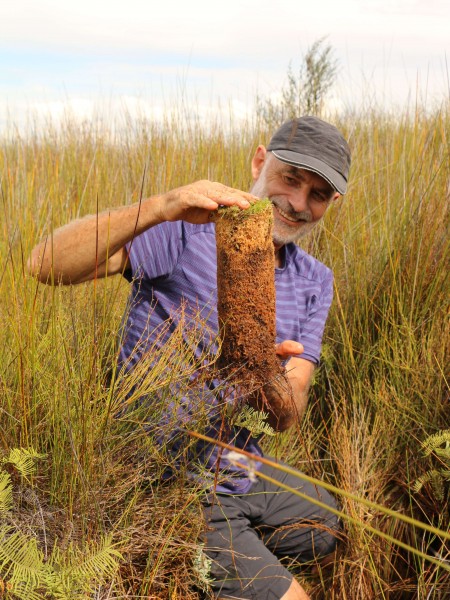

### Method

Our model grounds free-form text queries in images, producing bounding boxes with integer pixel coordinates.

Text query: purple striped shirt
[121,220,333,493]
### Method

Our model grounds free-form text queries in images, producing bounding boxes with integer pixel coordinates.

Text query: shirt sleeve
[299,268,334,364]
[125,220,184,281]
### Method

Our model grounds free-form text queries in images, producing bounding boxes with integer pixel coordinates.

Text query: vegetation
[0,92,449,598]
[257,37,338,124]
[0,448,121,599]
[216,196,272,218]
[413,430,450,505]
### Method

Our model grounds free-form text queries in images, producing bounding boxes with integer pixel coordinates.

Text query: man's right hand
[156,180,257,224]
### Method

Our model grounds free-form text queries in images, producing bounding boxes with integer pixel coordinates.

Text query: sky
[1,0,449,132]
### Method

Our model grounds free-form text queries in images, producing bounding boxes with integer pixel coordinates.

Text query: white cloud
[0,92,257,136]
[2,0,448,55]
[0,0,448,132]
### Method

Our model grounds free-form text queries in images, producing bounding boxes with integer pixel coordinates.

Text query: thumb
[275,340,304,359]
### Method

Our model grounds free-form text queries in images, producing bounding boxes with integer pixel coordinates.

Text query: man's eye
[313,191,328,202]
[283,176,298,186]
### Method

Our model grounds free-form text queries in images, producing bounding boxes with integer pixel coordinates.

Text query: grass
[0,99,449,598]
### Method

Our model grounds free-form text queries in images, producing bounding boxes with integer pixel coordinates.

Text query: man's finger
[275,340,304,358]
[207,186,258,205]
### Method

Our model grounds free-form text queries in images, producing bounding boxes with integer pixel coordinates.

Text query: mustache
[270,197,312,223]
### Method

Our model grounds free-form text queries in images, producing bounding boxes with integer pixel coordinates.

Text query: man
[29,116,351,600]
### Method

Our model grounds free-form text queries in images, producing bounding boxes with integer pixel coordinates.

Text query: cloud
[2,0,448,57]
[0,91,257,136]
[0,0,448,132]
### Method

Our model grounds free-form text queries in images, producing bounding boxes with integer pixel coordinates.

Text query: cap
[267,116,351,194]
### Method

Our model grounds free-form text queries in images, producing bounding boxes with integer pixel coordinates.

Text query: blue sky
[1,0,448,131]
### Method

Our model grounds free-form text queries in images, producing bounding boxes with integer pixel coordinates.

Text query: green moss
[217,198,272,220]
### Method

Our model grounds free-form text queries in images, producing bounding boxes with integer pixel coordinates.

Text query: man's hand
[156,180,257,224]
[275,340,304,360]
[28,180,257,285]
[275,340,315,422]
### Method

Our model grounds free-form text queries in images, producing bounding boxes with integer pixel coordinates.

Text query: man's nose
[290,188,309,212]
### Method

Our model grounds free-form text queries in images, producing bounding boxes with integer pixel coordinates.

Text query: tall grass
[0,100,449,598]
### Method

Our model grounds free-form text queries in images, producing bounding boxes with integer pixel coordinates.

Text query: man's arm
[284,356,315,420]
[273,341,315,430]
[27,181,256,284]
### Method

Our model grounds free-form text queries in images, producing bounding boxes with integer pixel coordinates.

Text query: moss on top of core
[217,198,272,220]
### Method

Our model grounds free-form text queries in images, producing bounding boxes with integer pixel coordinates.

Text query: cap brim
[271,150,347,194]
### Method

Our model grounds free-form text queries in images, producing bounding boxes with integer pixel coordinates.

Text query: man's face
[250,150,339,248]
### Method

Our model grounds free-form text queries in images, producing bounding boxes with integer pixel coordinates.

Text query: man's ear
[251,145,267,181]
[332,192,341,203]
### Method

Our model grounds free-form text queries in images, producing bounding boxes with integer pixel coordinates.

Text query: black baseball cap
[267,116,351,194]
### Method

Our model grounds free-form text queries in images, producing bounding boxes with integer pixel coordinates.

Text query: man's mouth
[273,204,303,224]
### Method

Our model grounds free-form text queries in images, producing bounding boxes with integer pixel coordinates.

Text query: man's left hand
[275,340,304,360]
[275,340,314,422]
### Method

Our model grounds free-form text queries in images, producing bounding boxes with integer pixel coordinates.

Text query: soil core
[215,199,293,429]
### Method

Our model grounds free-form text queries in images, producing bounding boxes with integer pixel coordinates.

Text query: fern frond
[1,448,45,479]
[434,447,450,465]
[0,526,48,596]
[421,430,450,457]
[49,534,122,598]
[0,472,13,514]
[192,544,214,592]
[413,430,450,505]
[438,469,450,481]
[233,406,275,437]
[3,581,45,600]
[67,534,122,580]
[413,469,447,501]
[413,469,436,492]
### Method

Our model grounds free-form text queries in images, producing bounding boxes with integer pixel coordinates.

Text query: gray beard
[250,178,315,246]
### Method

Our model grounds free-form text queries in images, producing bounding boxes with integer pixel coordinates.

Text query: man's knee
[300,511,339,578]
[280,577,311,600]
[312,517,339,558]
[305,490,341,560]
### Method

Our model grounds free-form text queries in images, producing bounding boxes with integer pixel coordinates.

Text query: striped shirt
[120,220,333,493]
